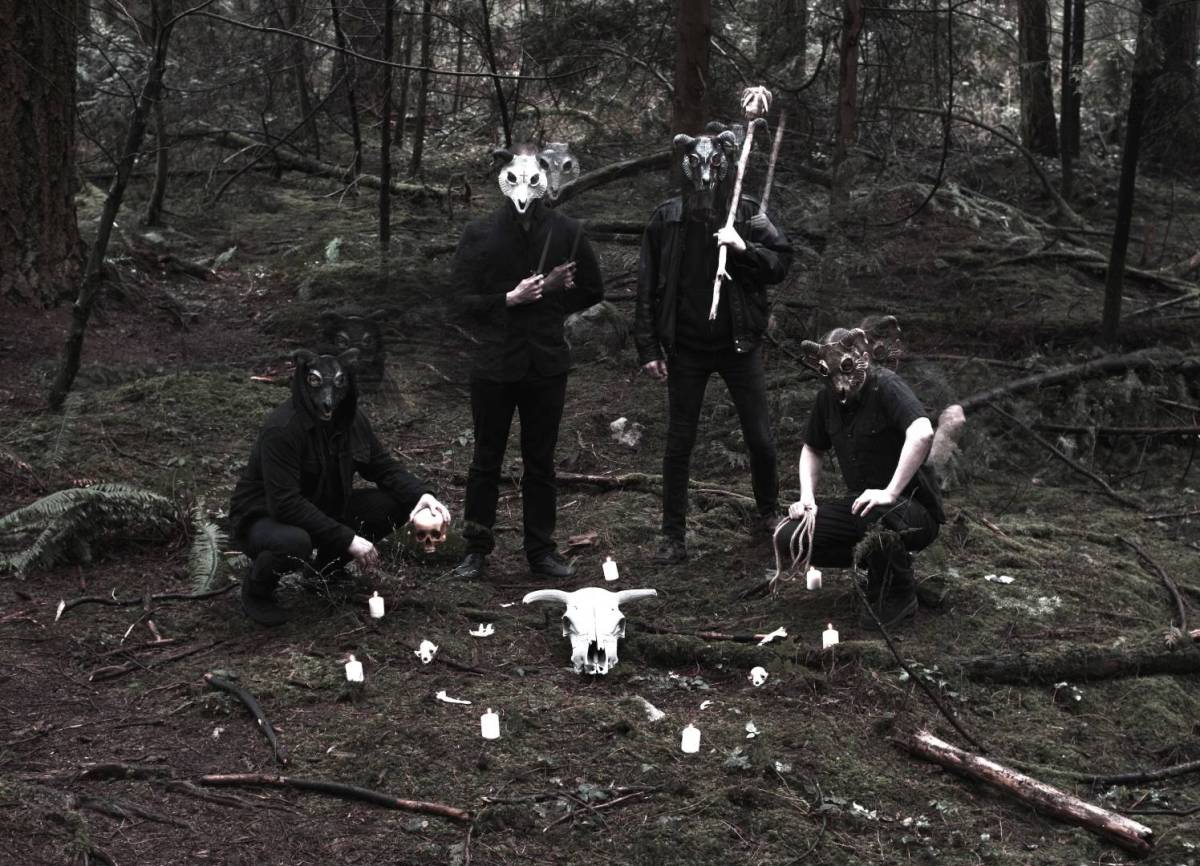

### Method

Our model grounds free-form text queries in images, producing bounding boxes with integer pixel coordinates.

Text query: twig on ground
[57,582,236,620]
[1116,536,1189,633]
[204,673,287,765]
[88,641,220,682]
[77,794,190,828]
[541,787,654,833]
[1144,507,1200,521]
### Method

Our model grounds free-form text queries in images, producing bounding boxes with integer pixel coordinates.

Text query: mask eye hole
[360,334,373,346]
[334,373,346,388]
[530,174,541,186]
[307,372,322,387]
[562,160,572,170]
[817,361,829,377]
[506,172,517,184]
[335,332,350,348]
[840,357,855,374]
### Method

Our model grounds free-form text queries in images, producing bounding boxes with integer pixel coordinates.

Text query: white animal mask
[539,142,580,201]
[523,586,658,675]
[494,148,549,215]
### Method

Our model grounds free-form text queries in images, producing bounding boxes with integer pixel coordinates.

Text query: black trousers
[774,495,939,587]
[462,373,567,561]
[241,488,412,589]
[662,344,778,539]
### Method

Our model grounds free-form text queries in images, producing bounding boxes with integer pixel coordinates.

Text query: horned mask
[293,349,359,422]
[800,328,873,405]
[539,142,579,201]
[858,315,903,371]
[673,131,736,210]
[523,586,658,675]
[494,147,548,215]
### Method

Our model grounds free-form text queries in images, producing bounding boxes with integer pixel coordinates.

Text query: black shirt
[674,216,733,351]
[803,369,945,522]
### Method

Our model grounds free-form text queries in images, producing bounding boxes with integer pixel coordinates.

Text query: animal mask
[799,329,872,405]
[673,131,737,209]
[293,349,359,421]
[494,147,548,215]
[318,312,387,391]
[539,142,579,201]
[858,315,903,370]
[522,586,658,675]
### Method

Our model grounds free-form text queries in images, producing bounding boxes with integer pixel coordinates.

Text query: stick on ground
[204,673,288,766]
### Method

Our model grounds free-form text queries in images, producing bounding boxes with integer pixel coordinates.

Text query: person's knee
[274,527,313,563]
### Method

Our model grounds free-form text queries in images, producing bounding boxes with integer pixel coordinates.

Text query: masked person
[229,349,451,626]
[634,130,793,564]
[450,144,604,581]
[775,328,946,628]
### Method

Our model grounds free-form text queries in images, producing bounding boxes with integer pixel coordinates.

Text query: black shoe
[759,512,787,537]
[453,553,487,580]
[529,551,574,580]
[859,587,918,630]
[241,579,289,627]
[653,536,688,565]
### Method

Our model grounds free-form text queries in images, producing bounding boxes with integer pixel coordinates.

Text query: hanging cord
[767,450,817,594]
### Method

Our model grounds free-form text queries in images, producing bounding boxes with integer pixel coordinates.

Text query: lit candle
[822,623,839,649]
[806,568,822,591]
[481,708,500,740]
[345,654,364,682]
[602,557,619,582]
[368,592,385,619]
[680,723,701,754]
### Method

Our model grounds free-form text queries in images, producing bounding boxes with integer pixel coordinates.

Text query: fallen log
[1117,536,1189,633]
[550,151,672,208]
[204,673,287,766]
[196,773,472,823]
[56,582,236,620]
[898,730,1153,855]
[957,636,1200,685]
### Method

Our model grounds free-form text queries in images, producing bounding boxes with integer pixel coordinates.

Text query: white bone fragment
[414,639,439,664]
[699,699,713,710]
[435,690,472,705]
[55,599,65,622]
[984,574,1015,584]
[745,722,759,739]
[634,696,665,722]
[469,623,494,637]
[749,666,769,687]
[758,627,787,645]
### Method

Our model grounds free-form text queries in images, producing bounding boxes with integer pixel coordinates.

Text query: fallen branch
[196,773,472,823]
[204,673,287,766]
[1085,759,1200,787]
[56,582,236,620]
[1116,536,1188,633]
[549,152,671,208]
[987,405,1145,510]
[1144,507,1200,521]
[1032,422,1200,438]
[957,635,1200,684]
[541,787,655,833]
[77,794,189,828]
[632,621,790,644]
[898,730,1153,855]
[88,641,220,682]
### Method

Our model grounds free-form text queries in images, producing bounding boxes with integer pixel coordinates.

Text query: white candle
[345,654,364,682]
[822,623,839,649]
[481,708,500,740]
[368,592,385,619]
[602,556,619,582]
[680,723,701,753]
[806,568,822,591]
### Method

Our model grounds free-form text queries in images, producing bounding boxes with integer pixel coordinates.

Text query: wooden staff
[760,111,787,214]
[709,86,772,320]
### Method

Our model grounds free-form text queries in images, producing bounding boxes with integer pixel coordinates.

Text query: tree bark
[395,7,414,152]
[1067,0,1084,157]
[379,0,395,255]
[408,0,434,177]
[1102,0,1162,346]
[477,0,511,146]
[0,0,84,305]
[329,0,363,176]
[958,636,1200,685]
[831,0,865,210]
[48,0,173,411]
[671,0,711,134]
[1059,0,1076,200]
[277,0,320,158]
[143,93,169,226]
[899,731,1154,855]
[1143,0,1199,161]
[1017,0,1059,156]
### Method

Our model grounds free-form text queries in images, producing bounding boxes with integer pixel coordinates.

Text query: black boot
[858,536,916,630]
[453,553,487,580]
[241,553,290,627]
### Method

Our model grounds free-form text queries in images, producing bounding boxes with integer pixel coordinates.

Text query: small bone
[435,690,472,705]
[414,640,439,664]
[757,627,787,645]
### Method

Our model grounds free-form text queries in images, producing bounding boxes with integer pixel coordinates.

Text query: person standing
[451,145,604,580]
[634,130,793,564]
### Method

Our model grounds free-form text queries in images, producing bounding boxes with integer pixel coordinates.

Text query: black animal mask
[858,315,902,371]
[673,131,737,210]
[318,312,387,391]
[292,349,360,422]
[800,328,872,405]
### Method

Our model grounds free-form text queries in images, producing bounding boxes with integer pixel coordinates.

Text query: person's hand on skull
[542,261,576,293]
[409,494,451,526]
[714,225,747,254]
[506,274,544,306]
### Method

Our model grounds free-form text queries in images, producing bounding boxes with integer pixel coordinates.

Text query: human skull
[494,146,548,214]
[523,586,658,675]
[749,666,769,687]
[411,507,446,554]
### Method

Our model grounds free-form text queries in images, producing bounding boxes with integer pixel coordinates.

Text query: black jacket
[228,367,430,552]
[634,196,792,363]
[451,201,604,381]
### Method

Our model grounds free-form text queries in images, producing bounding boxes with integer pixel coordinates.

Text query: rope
[768,507,815,595]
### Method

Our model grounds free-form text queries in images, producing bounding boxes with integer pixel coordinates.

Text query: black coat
[451,201,604,381]
[634,196,792,363]
[228,368,429,552]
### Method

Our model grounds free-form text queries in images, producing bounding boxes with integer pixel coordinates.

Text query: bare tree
[379,0,395,254]
[409,0,434,175]
[831,0,865,210]
[672,0,711,134]
[0,0,84,306]
[1018,0,1058,156]
[1143,0,1199,162]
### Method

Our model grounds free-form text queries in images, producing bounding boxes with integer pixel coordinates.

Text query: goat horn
[522,589,572,605]
[614,589,658,604]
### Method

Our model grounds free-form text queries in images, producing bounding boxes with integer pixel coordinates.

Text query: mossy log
[956,637,1200,685]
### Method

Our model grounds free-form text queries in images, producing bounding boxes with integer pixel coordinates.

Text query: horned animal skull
[522,586,658,675]
[493,146,548,214]
[411,507,446,554]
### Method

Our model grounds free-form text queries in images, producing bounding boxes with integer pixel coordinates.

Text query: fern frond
[188,500,227,593]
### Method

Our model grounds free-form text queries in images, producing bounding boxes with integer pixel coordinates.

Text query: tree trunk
[379,0,395,255]
[671,0,711,134]
[1059,0,1076,200]
[831,0,865,211]
[0,0,84,306]
[1017,0,1059,156]
[144,93,169,226]
[452,20,465,113]
[395,8,414,152]
[329,0,363,177]
[409,0,434,177]
[1102,0,1162,346]
[48,0,173,411]
[477,0,511,146]
[1143,0,1199,162]
[1067,0,1084,157]
[275,0,320,158]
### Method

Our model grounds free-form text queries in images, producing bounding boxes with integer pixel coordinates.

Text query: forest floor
[2,148,1200,866]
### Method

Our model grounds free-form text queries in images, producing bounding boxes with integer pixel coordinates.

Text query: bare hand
[409,493,451,526]
[642,359,668,381]
[714,226,747,254]
[787,497,816,521]
[347,535,380,570]
[506,274,544,306]
[851,488,898,517]
[543,261,576,293]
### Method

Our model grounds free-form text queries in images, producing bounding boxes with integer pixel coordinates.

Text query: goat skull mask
[800,328,873,406]
[494,148,549,215]
[673,131,736,212]
[523,586,658,675]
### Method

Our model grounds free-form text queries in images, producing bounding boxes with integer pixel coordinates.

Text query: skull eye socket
[530,173,541,186]
[817,361,830,377]
[562,160,573,171]
[506,172,517,184]
[307,371,323,388]
[840,357,855,374]
[562,615,578,635]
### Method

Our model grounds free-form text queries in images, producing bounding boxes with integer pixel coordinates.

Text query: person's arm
[260,429,355,552]
[721,208,793,285]
[634,213,666,377]
[851,417,934,516]
[357,419,433,509]
[561,227,604,315]
[788,443,824,519]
